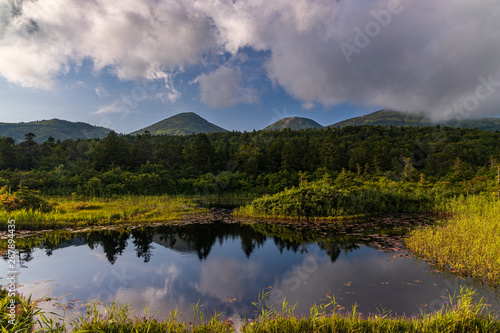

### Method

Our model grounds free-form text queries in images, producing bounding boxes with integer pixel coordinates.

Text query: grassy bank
[1,287,498,332]
[406,195,500,286]
[235,177,443,221]
[0,195,205,231]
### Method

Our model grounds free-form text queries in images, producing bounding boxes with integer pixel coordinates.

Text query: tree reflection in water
[4,219,405,265]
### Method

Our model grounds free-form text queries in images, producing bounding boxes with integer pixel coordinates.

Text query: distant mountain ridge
[264,117,323,131]
[0,119,111,143]
[329,110,500,131]
[130,112,227,136]
[3,110,500,144]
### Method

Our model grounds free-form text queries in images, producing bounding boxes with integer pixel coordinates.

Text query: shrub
[0,186,54,212]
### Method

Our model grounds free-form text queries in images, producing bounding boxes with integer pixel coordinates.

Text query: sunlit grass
[0,195,206,230]
[407,195,500,286]
[243,288,498,333]
[1,287,498,332]
[235,181,442,220]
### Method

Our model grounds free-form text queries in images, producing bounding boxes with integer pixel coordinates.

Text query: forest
[0,125,499,198]
[2,126,500,332]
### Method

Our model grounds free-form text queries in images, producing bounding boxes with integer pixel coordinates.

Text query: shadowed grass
[407,195,500,286]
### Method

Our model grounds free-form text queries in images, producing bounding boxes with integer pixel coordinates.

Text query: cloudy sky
[1,0,499,133]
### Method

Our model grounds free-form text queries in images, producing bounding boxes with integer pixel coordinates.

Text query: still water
[1,215,499,322]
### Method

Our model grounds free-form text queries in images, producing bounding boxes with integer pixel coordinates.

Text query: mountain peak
[328,109,500,131]
[264,117,323,131]
[0,119,111,143]
[130,112,227,136]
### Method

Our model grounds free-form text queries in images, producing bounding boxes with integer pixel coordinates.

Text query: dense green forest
[0,125,499,197]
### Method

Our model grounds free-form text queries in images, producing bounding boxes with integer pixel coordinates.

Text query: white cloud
[1,0,500,119]
[93,101,133,116]
[95,85,109,98]
[195,257,261,302]
[196,65,258,108]
[301,102,315,110]
[0,0,216,88]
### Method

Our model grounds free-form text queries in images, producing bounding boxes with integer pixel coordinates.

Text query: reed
[0,196,206,231]
[2,287,497,333]
[235,180,443,220]
[407,195,500,286]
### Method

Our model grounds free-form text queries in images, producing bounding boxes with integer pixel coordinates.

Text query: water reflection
[8,222,364,265]
[1,217,499,321]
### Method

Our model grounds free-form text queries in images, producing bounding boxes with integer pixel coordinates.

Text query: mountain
[328,110,500,131]
[264,117,323,131]
[0,119,112,143]
[130,112,227,136]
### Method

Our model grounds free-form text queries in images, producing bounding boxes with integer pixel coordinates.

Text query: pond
[1,213,499,324]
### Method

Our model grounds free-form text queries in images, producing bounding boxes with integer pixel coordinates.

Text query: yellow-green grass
[0,288,41,333]
[2,287,498,333]
[407,195,500,286]
[233,181,442,221]
[242,289,498,333]
[0,196,206,231]
[234,206,365,223]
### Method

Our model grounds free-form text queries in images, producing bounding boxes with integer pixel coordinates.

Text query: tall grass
[0,287,62,333]
[0,196,206,230]
[407,195,500,286]
[2,287,498,332]
[235,180,443,220]
[242,288,498,332]
[70,301,234,333]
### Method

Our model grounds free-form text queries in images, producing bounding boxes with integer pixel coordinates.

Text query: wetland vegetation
[1,284,499,332]
[407,195,500,287]
[1,125,500,331]
[0,189,204,231]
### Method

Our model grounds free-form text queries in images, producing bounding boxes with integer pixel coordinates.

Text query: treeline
[0,125,499,196]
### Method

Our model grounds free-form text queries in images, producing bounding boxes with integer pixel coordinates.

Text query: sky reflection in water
[1,220,499,322]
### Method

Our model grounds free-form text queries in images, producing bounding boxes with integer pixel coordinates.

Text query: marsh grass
[0,287,62,333]
[242,287,499,333]
[235,181,443,221]
[407,195,500,286]
[69,302,234,333]
[0,196,205,230]
[2,287,498,333]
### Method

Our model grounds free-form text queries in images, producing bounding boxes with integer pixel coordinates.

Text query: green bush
[238,176,438,219]
[0,186,53,212]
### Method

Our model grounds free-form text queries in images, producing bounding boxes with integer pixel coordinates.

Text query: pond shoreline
[2,213,499,332]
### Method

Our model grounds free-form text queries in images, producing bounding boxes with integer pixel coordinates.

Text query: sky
[0,0,500,134]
